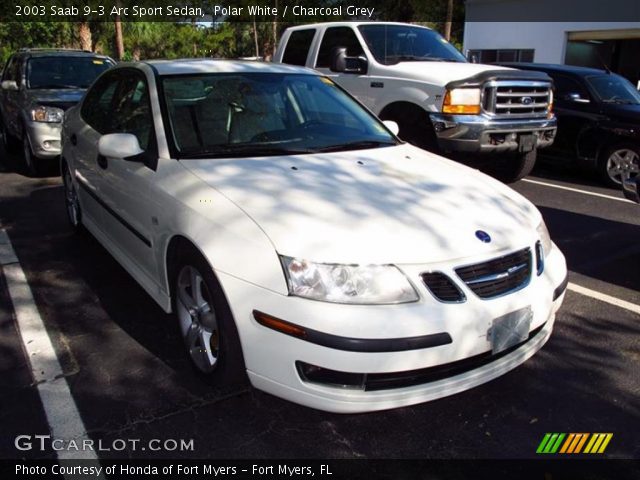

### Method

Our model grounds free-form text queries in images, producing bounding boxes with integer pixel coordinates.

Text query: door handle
[70,133,77,146]
[97,154,108,170]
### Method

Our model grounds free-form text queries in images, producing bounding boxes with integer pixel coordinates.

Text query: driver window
[316,27,364,69]
[112,75,152,150]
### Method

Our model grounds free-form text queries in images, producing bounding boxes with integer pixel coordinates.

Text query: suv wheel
[22,134,38,175]
[62,161,82,232]
[598,143,639,188]
[1,120,18,153]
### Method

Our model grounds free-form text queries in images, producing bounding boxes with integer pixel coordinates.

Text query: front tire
[22,134,38,175]
[62,161,82,232]
[380,104,438,152]
[172,249,246,386]
[484,149,537,184]
[598,143,639,188]
[1,118,18,154]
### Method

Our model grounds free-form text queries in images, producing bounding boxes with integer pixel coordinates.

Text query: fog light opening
[296,361,366,390]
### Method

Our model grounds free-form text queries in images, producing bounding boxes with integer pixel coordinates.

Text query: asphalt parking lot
[0,149,639,463]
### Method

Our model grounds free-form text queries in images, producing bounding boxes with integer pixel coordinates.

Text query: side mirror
[383,120,399,136]
[98,133,144,160]
[330,47,368,74]
[1,80,18,91]
[563,92,590,103]
[622,176,640,203]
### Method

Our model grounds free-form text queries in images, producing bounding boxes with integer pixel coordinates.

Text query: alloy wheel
[63,165,80,227]
[175,265,219,373]
[606,148,639,185]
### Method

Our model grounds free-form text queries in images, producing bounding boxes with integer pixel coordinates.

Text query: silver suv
[0,48,114,174]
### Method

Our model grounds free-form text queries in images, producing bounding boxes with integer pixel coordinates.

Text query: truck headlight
[442,88,481,114]
[30,106,64,123]
[280,256,419,304]
[536,220,552,257]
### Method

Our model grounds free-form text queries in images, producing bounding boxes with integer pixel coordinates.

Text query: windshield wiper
[178,144,314,159]
[29,84,80,90]
[603,99,638,105]
[315,140,396,153]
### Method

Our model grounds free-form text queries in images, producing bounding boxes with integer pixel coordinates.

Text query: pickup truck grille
[483,82,551,118]
[455,248,531,299]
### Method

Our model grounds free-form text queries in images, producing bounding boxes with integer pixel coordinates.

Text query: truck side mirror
[1,80,18,91]
[331,47,368,74]
[563,92,590,103]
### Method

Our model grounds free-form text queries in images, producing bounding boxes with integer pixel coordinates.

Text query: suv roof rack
[18,48,93,53]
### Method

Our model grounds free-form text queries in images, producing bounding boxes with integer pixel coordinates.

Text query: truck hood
[380,61,514,86]
[181,144,540,265]
[26,88,85,107]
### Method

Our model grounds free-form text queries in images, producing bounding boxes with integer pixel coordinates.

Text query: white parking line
[0,229,100,464]
[568,282,640,316]
[522,178,634,204]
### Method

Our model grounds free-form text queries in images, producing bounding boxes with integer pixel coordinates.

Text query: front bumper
[431,113,557,154]
[220,243,568,413]
[24,121,62,159]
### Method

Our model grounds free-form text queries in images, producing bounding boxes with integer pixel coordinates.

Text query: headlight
[30,106,64,123]
[536,220,552,257]
[442,88,481,114]
[280,256,419,304]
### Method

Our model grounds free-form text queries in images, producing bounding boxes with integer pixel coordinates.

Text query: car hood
[181,144,540,265]
[600,102,640,124]
[379,61,513,85]
[26,88,85,106]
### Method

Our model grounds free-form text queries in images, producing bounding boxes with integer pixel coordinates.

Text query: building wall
[463,22,640,64]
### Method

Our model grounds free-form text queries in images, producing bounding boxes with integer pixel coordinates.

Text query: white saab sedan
[61,60,567,413]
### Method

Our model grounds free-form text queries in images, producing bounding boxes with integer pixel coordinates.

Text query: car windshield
[27,56,114,89]
[586,74,640,105]
[358,24,467,65]
[162,73,398,158]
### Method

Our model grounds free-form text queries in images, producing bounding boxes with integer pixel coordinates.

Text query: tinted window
[282,29,315,66]
[81,73,120,133]
[552,74,589,100]
[2,56,21,85]
[27,56,114,89]
[586,74,640,105]
[316,27,364,68]
[111,76,153,149]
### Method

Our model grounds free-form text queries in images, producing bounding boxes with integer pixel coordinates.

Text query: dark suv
[501,63,640,187]
[0,48,114,174]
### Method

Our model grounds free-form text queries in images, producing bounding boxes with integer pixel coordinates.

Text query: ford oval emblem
[521,96,533,105]
[475,230,491,243]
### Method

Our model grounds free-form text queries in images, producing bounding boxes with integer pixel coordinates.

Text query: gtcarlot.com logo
[536,433,613,454]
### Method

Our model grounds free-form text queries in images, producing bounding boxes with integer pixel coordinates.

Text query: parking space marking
[568,282,640,316]
[0,229,101,464]
[522,179,633,204]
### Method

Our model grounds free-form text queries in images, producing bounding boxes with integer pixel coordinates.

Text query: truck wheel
[485,149,537,184]
[22,134,39,176]
[1,119,18,153]
[598,143,639,188]
[380,104,438,152]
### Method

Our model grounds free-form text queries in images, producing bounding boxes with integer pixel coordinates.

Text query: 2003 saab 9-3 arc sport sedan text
[61,60,568,413]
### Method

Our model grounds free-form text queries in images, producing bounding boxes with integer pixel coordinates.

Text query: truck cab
[273,22,557,182]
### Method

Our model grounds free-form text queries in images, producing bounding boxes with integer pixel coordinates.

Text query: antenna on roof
[595,51,612,74]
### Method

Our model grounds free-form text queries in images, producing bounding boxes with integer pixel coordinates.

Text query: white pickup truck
[273,22,557,182]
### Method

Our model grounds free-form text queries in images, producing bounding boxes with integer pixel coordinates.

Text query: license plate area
[518,133,536,152]
[488,307,533,354]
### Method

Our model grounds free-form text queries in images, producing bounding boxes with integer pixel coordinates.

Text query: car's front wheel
[62,161,82,232]
[22,134,38,175]
[173,249,246,386]
[1,118,18,153]
[598,143,639,187]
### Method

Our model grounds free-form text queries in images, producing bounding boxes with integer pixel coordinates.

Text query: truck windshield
[162,73,397,158]
[27,56,114,89]
[358,24,467,65]
[586,74,640,105]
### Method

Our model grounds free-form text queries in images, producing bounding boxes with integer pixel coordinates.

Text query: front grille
[455,248,531,299]
[421,272,465,302]
[483,82,551,117]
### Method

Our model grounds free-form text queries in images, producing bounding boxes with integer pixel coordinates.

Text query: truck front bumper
[24,121,62,159]
[431,114,557,154]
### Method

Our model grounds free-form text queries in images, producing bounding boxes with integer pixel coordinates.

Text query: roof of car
[499,62,610,77]
[286,21,432,31]
[18,49,111,59]
[140,58,318,76]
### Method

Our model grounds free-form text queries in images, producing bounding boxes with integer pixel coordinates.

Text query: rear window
[27,56,114,90]
[282,29,316,66]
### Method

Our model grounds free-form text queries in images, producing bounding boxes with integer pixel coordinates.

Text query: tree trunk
[444,0,453,41]
[78,22,92,51]
[272,0,278,58]
[115,15,124,60]
[253,19,259,58]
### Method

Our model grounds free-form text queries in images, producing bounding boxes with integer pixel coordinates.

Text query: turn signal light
[253,310,307,339]
[442,90,481,114]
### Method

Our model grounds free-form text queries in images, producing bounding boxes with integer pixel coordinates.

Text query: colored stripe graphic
[537,433,612,454]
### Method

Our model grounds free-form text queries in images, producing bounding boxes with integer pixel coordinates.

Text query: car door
[70,70,121,228]
[94,70,160,282]
[550,73,600,159]
[313,26,371,107]
[1,56,22,136]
